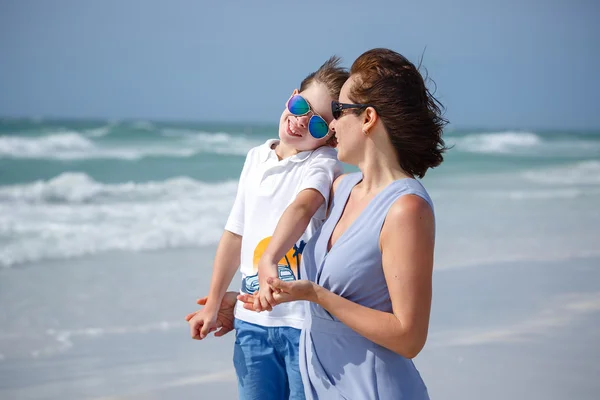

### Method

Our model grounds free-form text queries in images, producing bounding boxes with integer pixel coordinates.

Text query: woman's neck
[357,145,412,193]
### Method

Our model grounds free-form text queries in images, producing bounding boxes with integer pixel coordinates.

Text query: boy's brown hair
[300,56,349,102]
[300,56,349,147]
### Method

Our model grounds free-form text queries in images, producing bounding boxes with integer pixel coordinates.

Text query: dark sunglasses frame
[331,100,375,120]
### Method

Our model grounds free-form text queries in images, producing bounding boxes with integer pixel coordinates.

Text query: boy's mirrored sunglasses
[286,94,330,139]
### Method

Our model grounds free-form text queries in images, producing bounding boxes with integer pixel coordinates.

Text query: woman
[239,48,448,399]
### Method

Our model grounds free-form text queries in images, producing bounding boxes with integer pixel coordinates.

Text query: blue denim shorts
[233,318,305,400]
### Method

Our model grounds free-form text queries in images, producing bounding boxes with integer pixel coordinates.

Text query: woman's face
[329,76,364,164]
[278,82,335,152]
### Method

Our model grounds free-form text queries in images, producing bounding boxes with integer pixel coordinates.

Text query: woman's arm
[314,195,434,357]
[241,194,435,358]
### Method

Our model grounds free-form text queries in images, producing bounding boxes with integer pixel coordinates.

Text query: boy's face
[278,82,335,152]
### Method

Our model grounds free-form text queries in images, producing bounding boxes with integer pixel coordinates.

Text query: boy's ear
[286,89,299,105]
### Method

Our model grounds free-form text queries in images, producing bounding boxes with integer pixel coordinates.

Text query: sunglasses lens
[309,116,329,139]
[331,101,341,120]
[287,95,310,116]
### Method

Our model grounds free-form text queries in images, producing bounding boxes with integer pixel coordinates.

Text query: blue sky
[1,0,599,129]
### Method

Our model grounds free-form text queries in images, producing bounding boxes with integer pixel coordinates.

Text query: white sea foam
[161,128,262,156]
[452,131,542,154]
[0,173,238,266]
[0,132,95,158]
[434,188,591,200]
[522,160,600,185]
[0,132,196,160]
[130,120,155,130]
[83,125,112,137]
[452,131,600,156]
[0,130,260,160]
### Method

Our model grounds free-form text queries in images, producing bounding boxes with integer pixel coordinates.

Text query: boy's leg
[233,319,287,400]
[275,326,306,400]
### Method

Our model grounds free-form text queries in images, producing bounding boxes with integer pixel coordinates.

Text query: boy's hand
[185,292,238,339]
[256,259,279,312]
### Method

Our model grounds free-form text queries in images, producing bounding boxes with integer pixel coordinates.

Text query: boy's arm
[256,147,342,311]
[189,148,251,339]
[208,145,251,306]
[256,188,325,311]
[261,188,325,266]
[205,230,242,307]
[190,230,242,339]
[263,149,343,259]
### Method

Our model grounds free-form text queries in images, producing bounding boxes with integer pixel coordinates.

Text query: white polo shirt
[225,139,342,329]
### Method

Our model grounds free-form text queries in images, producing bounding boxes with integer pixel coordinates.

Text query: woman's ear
[362,107,378,135]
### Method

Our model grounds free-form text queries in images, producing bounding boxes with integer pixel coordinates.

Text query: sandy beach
[1,248,599,399]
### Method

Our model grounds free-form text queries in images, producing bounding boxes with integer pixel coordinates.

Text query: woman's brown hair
[349,48,448,178]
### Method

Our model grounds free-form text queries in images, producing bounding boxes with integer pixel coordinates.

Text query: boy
[187,57,348,399]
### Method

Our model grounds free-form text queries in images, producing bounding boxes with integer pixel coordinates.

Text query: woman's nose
[329,118,337,131]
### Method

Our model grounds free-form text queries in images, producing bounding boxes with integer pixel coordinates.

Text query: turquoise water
[1,117,599,267]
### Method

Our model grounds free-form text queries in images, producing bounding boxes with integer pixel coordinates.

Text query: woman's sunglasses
[331,100,374,120]
[286,94,330,139]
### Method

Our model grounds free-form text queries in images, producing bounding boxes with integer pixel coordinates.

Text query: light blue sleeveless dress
[299,172,432,400]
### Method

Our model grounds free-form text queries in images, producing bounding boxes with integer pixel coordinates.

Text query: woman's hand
[238,277,319,311]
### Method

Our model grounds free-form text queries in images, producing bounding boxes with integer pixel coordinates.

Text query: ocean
[1,118,599,399]
[1,118,599,268]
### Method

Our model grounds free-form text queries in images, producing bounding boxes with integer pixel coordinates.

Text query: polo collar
[259,139,313,163]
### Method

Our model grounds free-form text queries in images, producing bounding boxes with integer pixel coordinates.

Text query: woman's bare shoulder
[331,173,349,195]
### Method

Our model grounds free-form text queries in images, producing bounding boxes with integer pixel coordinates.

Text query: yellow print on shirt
[241,236,306,294]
